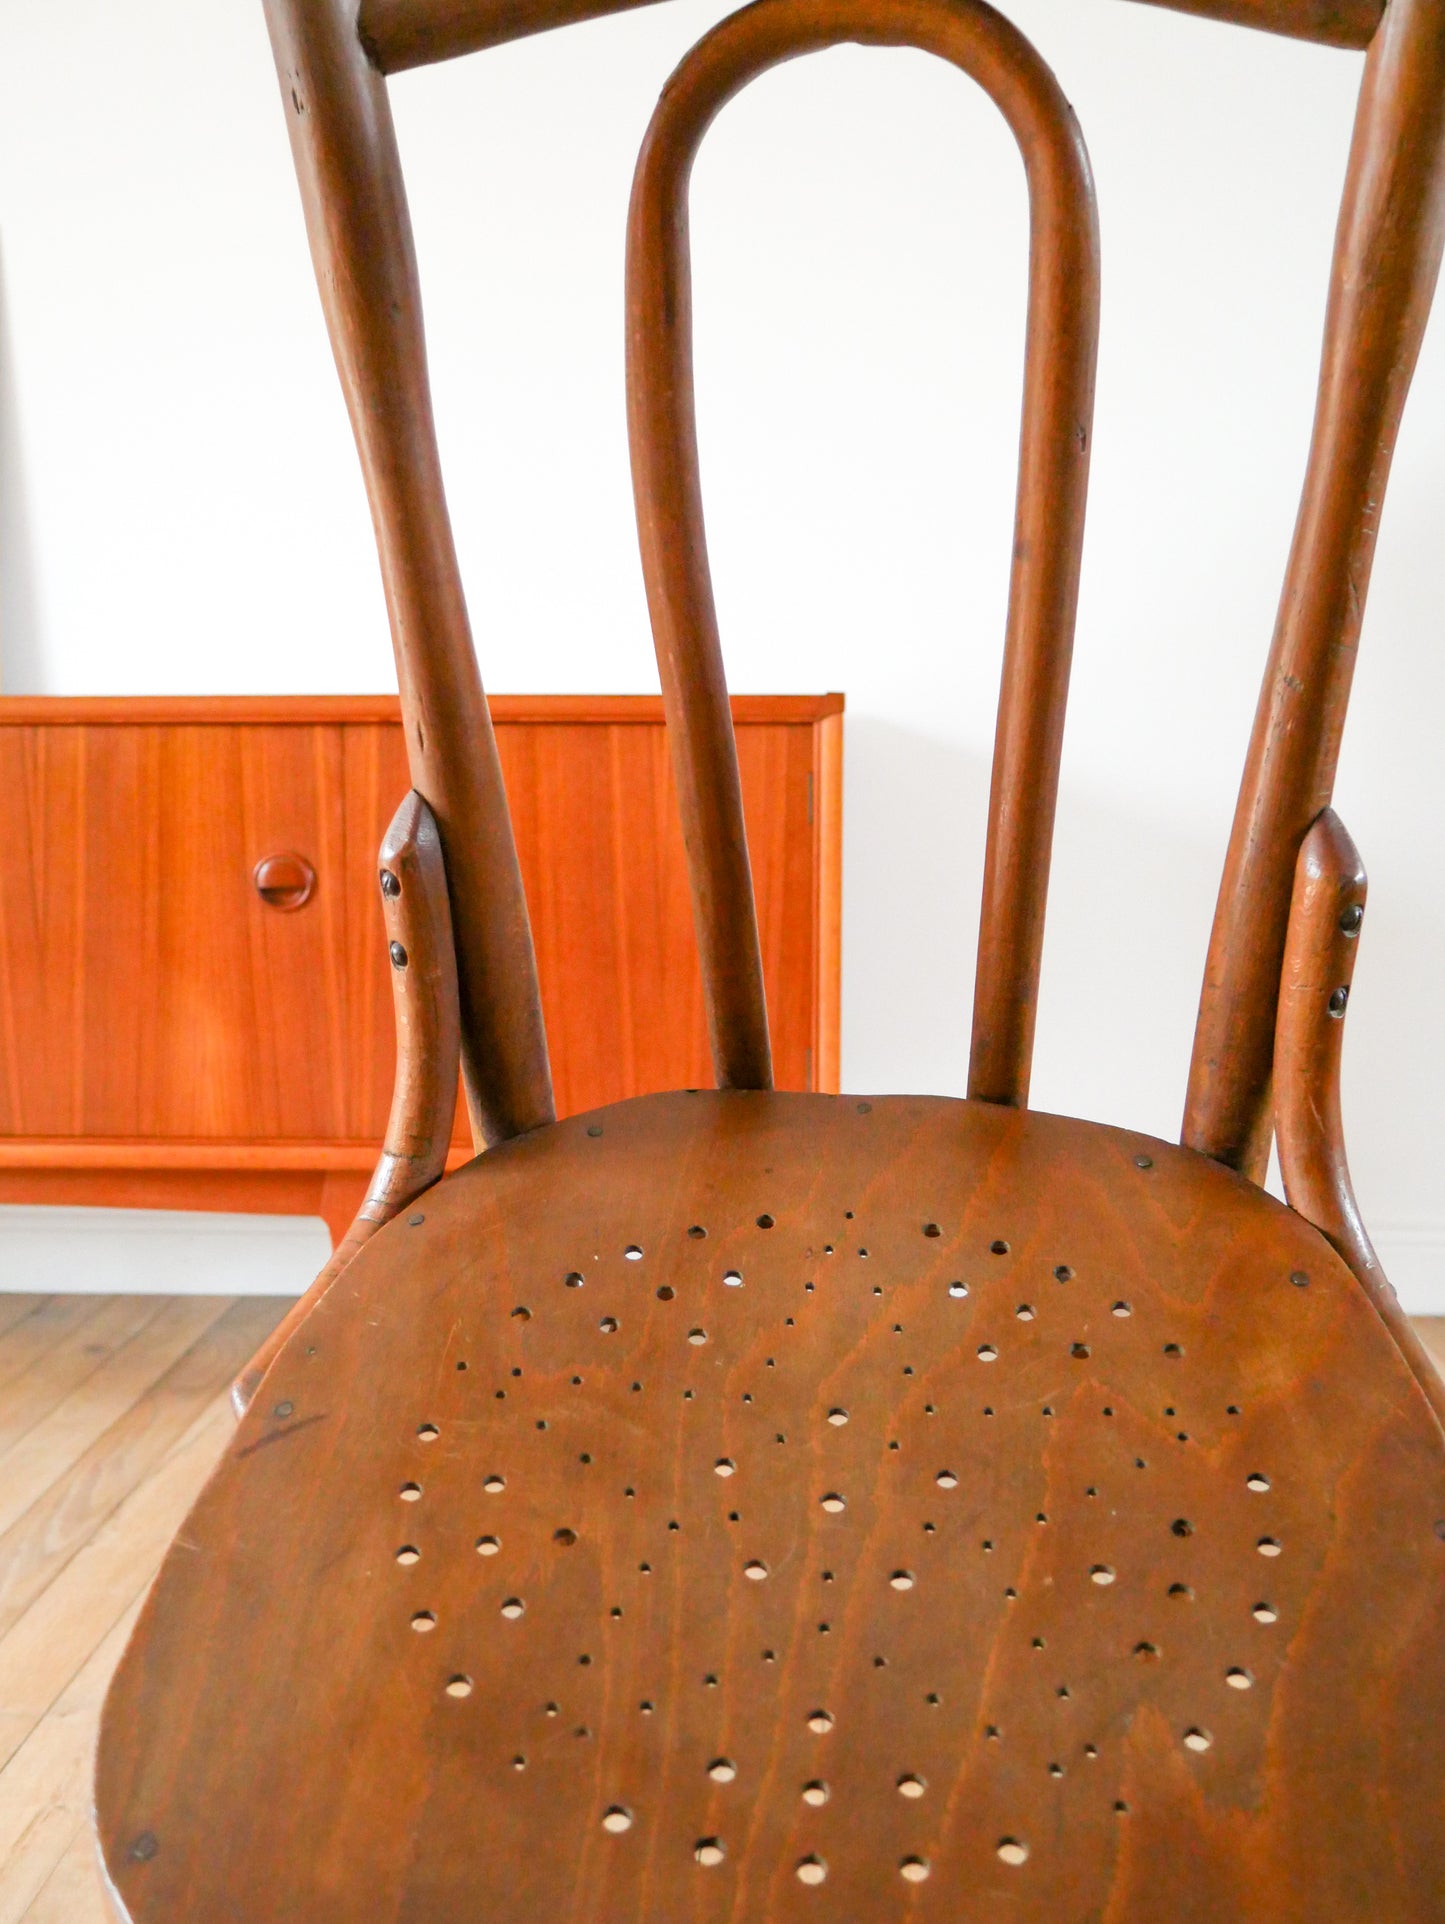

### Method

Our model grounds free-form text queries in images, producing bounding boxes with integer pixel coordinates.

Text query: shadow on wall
[840,715,1227,1142]
[0,244,42,693]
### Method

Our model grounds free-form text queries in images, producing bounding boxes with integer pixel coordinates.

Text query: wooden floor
[0,1294,288,1923]
[0,1295,1440,1920]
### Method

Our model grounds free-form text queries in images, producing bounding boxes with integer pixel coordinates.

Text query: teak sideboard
[0,694,841,1241]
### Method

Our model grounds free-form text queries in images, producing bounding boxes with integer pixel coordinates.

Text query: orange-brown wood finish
[1185,0,1445,1178]
[0,695,841,1234]
[1269,808,1445,1438]
[232,789,462,1415]
[356,0,1382,73]
[93,0,1445,1916]
[626,0,1096,1108]
[261,0,553,1151]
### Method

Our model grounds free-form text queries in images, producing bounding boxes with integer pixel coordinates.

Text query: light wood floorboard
[0,1296,1438,1918]
[0,1295,287,1922]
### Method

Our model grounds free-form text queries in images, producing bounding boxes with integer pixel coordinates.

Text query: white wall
[2,0,1442,1305]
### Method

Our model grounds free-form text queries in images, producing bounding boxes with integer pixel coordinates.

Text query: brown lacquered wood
[1121,0,1381,45]
[359,0,1382,73]
[98,1093,1445,1920]
[0,698,838,1220]
[260,0,552,1150]
[1270,810,1445,1434]
[1184,0,1445,1177]
[232,791,461,1415]
[626,0,1097,1107]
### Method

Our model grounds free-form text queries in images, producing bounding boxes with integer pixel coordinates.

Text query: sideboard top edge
[0,693,846,726]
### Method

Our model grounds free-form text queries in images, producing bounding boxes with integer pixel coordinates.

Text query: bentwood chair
[95,0,1445,1916]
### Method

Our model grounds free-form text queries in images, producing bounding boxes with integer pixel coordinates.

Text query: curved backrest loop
[626,0,1099,1104]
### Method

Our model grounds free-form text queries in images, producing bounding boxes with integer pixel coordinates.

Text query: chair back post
[626,0,1098,1106]
[260,0,554,1149]
[1184,0,1445,1178]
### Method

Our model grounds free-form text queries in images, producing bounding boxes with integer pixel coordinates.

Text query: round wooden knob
[253,852,316,911]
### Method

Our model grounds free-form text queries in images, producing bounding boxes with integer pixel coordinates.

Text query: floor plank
[0,1297,229,1551]
[18,1824,111,1924]
[0,1301,109,1405]
[0,1300,169,1466]
[0,1299,279,1645]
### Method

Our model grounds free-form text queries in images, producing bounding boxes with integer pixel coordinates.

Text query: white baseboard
[0,1205,326,1297]
[0,1204,1440,1314]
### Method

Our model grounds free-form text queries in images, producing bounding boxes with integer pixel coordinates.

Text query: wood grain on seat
[96,1093,1445,1921]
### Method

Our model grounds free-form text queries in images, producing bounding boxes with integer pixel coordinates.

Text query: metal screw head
[379,868,401,898]
[1328,985,1350,1018]
[128,1832,159,1863]
[389,941,409,969]
[408,1213,425,1228]
[1338,903,1363,936]
[1134,1154,1153,1170]
[273,1400,294,1420]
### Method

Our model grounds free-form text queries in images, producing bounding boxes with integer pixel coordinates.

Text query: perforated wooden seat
[94,0,1445,1914]
[96,1092,1445,1917]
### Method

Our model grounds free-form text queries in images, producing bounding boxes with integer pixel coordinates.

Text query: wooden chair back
[264,0,1445,1182]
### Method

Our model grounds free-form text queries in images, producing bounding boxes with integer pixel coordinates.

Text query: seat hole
[1090,1565,1115,1586]
[990,1240,1010,1256]
[1257,1537,1282,1557]
[1134,1642,1159,1662]
[554,1528,577,1546]
[395,1545,420,1565]
[820,1493,846,1513]
[1112,1301,1131,1318]
[978,1344,999,1362]
[695,1839,725,1867]
[416,1423,439,1442]
[744,1560,769,1581]
[897,1774,925,1798]
[1016,1304,1036,1322]
[656,1286,675,1301]
[801,1780,829,1806]
[715,1458,736,1477]
[1168,1582,1192,1600]
[1246,1473,1271,1493]
[890,1570,915,1590]
[757,1215,775,1229]
[500,1598,525,1619]
[1253,1602,1277,1623]
[900,1858,930,1882]
[1225,1667,1254,1690]
[936,1470,958,1489]
[483,1475,505,1494]
[828,1408,849,1426]
[599,1316,619,1333]
[807,1710,834,1733]
[1171,1518,1193,1538]
[602,1807,632,1833]
[411,1611,436,1633]
[923,1222,942,1239]
[796,1857,827,1884]
[476,1536,500,1556]
[1183,1728,1213,1752]
[688,1224,707,1239]
[1163,1342,1183,1357]
[565,1272,584,1289]
[723,1270,743,1287]
[511,1305,531,1321]
[625,1246,643,1261]
[708,1758,737,1782]
[1054,1265,1073,1282]
[445,1675,472,1698]
[1071,1343,1090,1359]
[948,1281,968,1298]
[997,1839,1029,1866]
